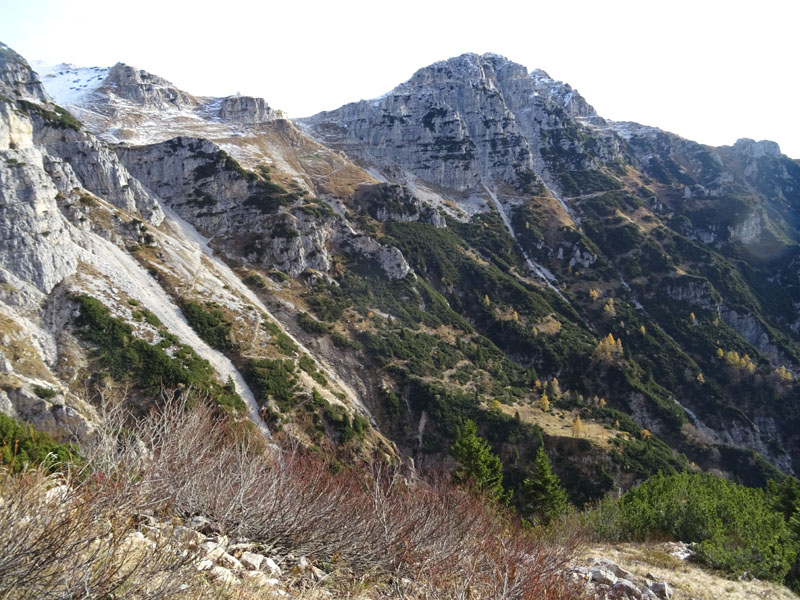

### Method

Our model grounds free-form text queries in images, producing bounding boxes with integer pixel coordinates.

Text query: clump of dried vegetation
[0,388,587,599]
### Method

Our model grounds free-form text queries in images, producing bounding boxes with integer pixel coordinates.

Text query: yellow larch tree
[572,415,584,438]
[539,393,550,413]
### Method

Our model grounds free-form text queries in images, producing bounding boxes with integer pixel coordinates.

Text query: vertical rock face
[0,101,33,149]
[0,145,79,294]
[301,53,600,194]
[116,136,412,279]
[217,96,278,124]
[117,136,338,276]
[0,44,164,226]
[36,127,164,224]
[0,43,50,103]
[734,138,782,159]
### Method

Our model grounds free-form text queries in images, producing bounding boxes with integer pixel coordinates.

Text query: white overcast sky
[1,0,798,157]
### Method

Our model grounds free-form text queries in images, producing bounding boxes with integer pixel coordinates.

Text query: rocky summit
[2,40,800,598]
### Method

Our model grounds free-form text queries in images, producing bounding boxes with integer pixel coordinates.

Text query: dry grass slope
[582,543,799,600]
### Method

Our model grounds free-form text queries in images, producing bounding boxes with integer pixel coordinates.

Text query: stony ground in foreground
[579,543,799,600]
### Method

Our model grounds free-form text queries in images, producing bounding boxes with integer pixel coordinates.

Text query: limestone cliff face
[117,136,336,276]
[0,43,49,103]
[733,138,782,160]
[38,126,164,224]
[217,95,279,124]
[0,47,289,445]
[301,53,601,195]
[0,45,164,226]
[351,183,446,227]
[117,137,411,280]
[0,144,79,294]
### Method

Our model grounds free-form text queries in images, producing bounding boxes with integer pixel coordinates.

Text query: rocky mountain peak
[733,137,782,159]
[402,52,526,89]
[0,42,51,103]
[101,62,196,109]
[301,52,600,196]
[396,52,594,116]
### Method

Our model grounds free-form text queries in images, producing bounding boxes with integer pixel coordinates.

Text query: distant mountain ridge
[2,40,800,510]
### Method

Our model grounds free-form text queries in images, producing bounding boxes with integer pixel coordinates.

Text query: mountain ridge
[3,39,800,500]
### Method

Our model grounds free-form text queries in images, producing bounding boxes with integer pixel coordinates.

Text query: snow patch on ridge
[33,62,109,106]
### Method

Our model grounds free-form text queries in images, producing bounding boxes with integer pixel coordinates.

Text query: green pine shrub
[585,471,796,582]
[0,413,78,472]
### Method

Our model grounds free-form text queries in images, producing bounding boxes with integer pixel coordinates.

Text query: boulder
[195,559,214,571]
[201,541,226,562]
[240,551,266,571]
[590,567,617,586]
[208,565,236,586]
[264,556,282,576]
[217,552,243,571]
[612,578,642,598]
[648,580,673,599]
[244,570,280,588]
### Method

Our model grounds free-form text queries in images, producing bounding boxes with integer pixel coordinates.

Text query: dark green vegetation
[522,444,569,526]
[244,357,365,447]
[182,300,235,351]
[246,358,297,412]
[72,295,244,413]
[297,312,333,334]
[32,385,57,399]
[276,125,800,559]
[451,419,510,504]
[0,413,78,472]
[586,472,800,588]
[17,99,82,130]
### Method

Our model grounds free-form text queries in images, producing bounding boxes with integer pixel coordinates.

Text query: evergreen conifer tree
[522,443,568,525]
[451,420,509,504]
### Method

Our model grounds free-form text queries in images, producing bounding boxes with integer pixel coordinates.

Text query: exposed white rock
[733,138,782,159]
[263,556,282,576]
[243,570,280,588]
[240,551,266,571]
[648,580,673,599]
[217,95,278,124]
[195,559,214,572]
[612,578,642,597]
[343,235,411,280]
[217,552,243,571]
[0,102,34,150]
[590,567,617,586]
[208,565,236,585]
[0,42,50,103]
[201,541,227,562]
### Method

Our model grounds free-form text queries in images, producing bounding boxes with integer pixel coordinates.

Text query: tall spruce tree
[451,420,510,504]
[522,443,568,525]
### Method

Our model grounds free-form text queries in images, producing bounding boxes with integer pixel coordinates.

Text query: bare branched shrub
[3,389,586,599]
[104,393,586,599]
[0,466,201,599]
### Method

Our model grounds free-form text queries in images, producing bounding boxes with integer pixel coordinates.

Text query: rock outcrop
[301,53,601,196]
[0,45,287,444]
[101,62,197,110]
[573,557,674,600]
[734,137,782,159]
[217,95,278,124]
[117,136,412,280]
[0,42,50,103]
